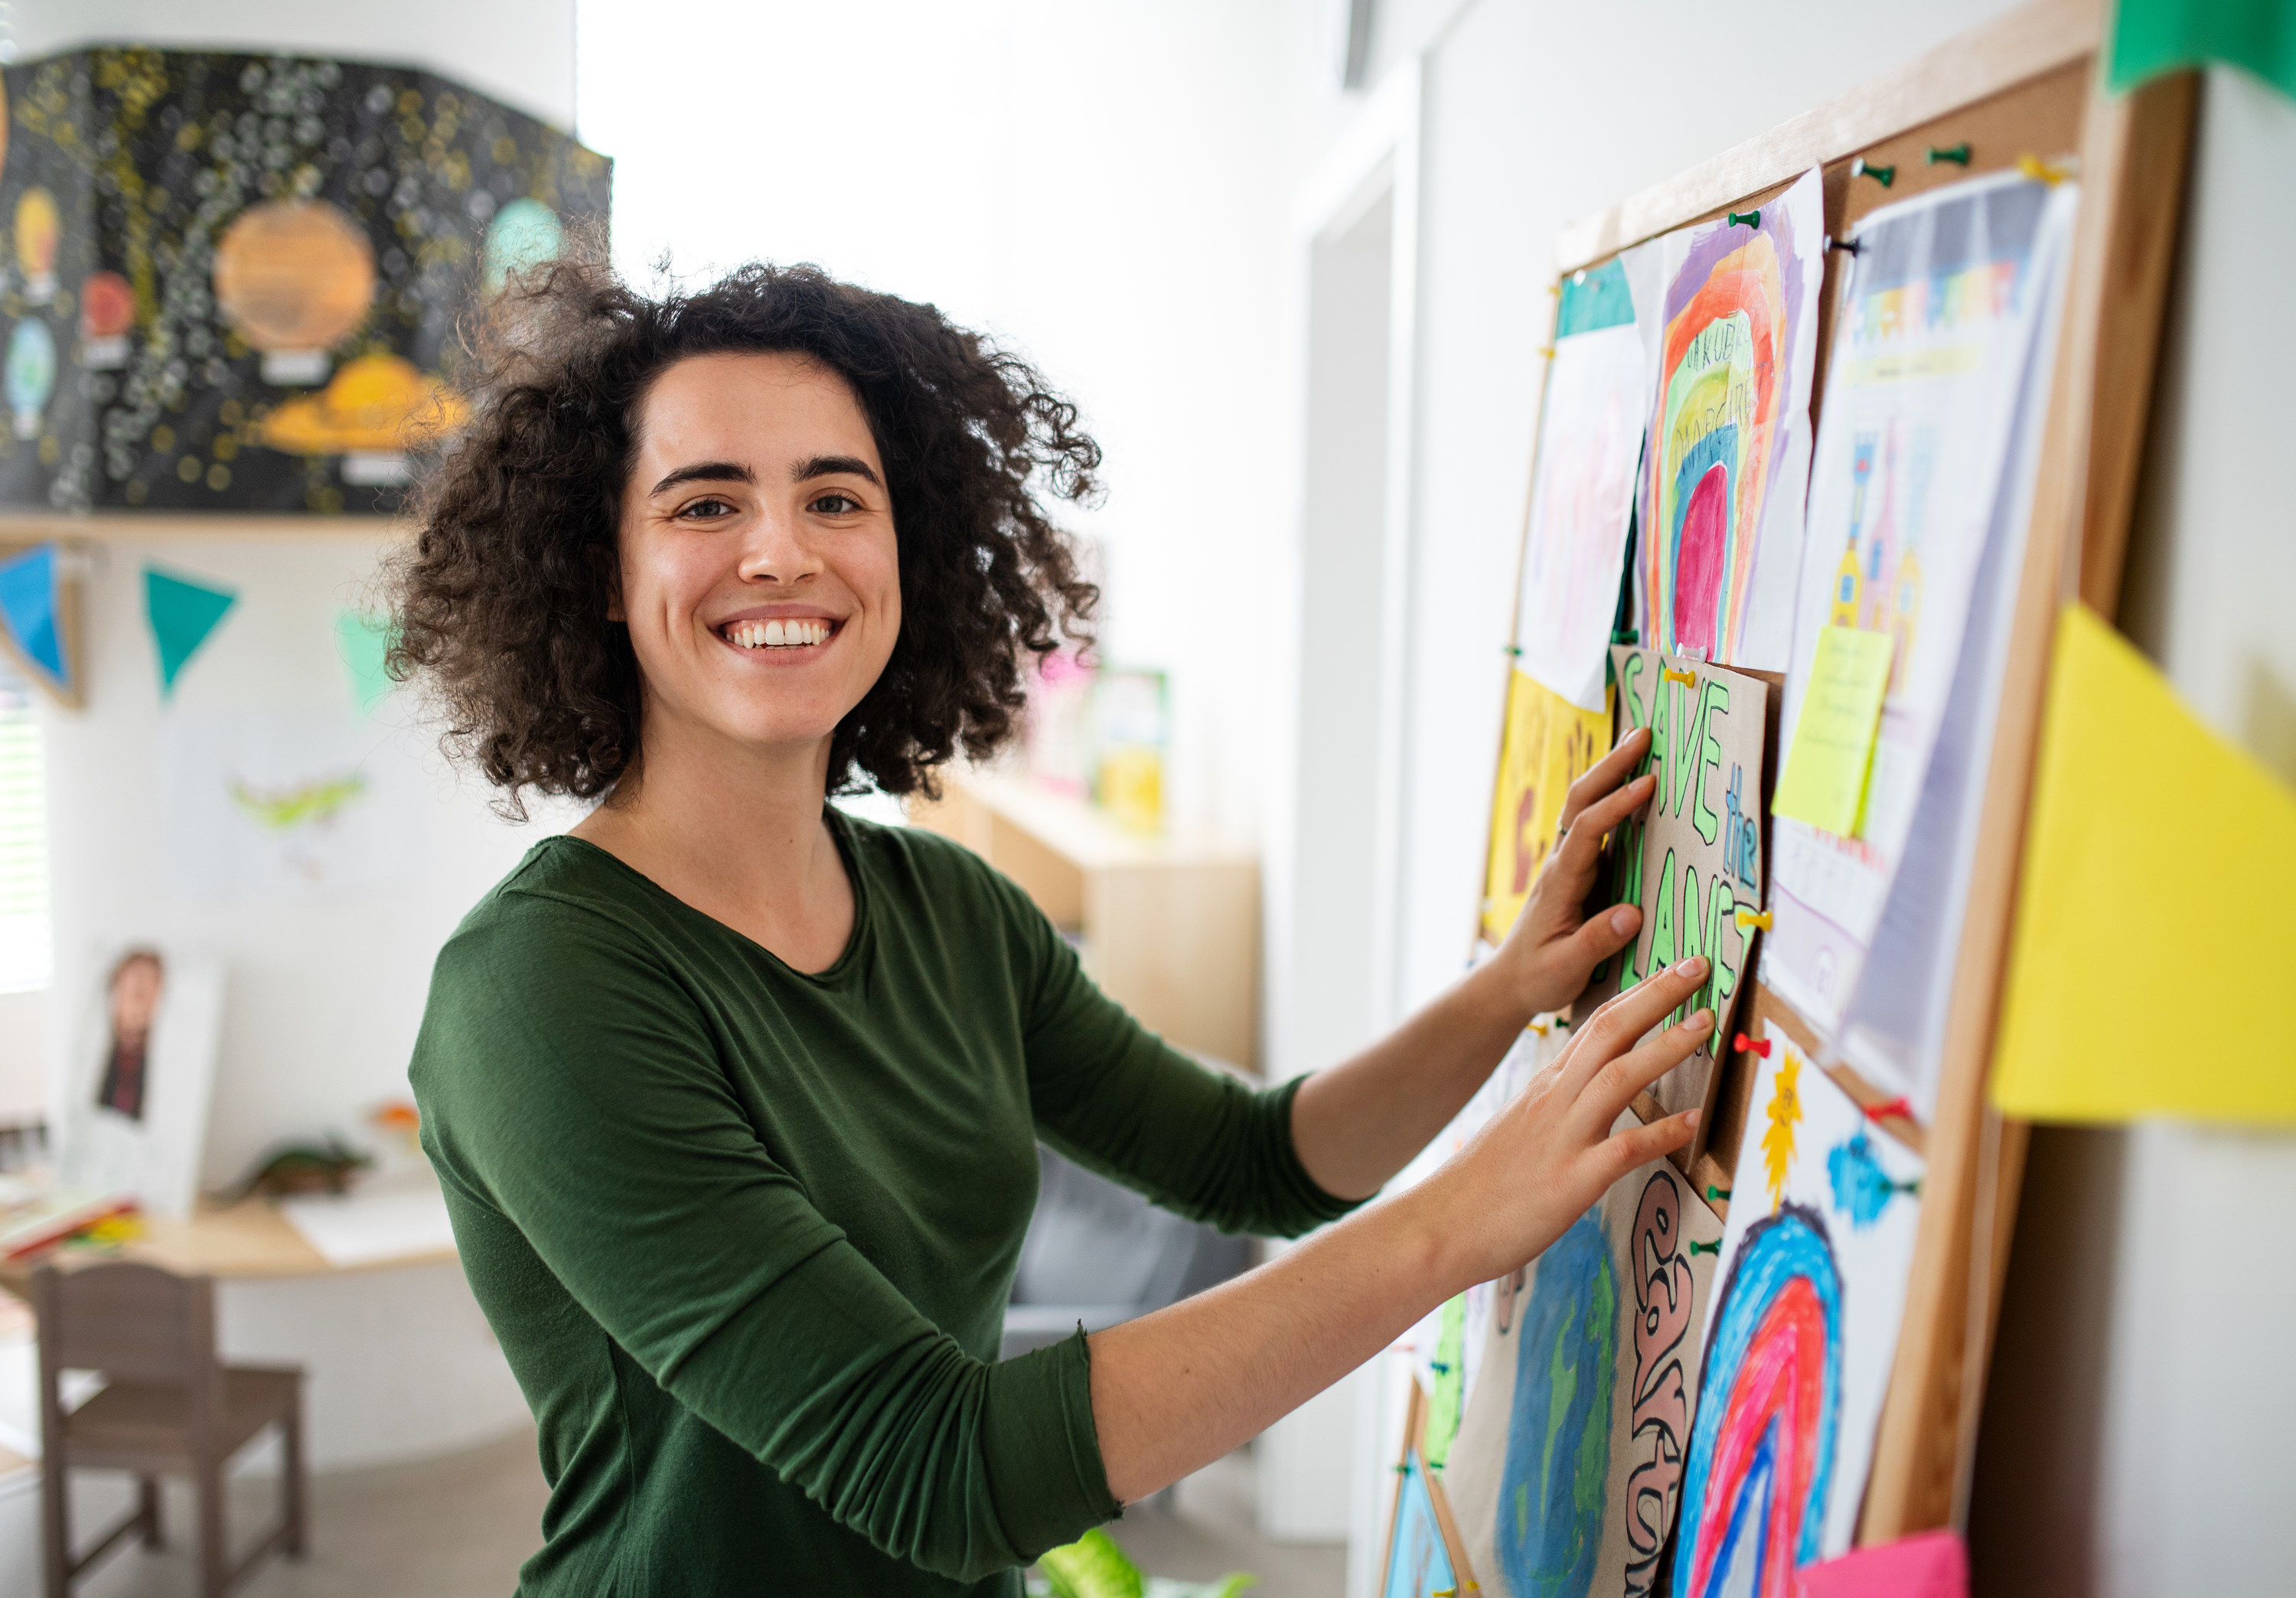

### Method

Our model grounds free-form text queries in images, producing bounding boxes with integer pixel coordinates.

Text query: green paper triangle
[144,566,238,697]
[334,609,396,718]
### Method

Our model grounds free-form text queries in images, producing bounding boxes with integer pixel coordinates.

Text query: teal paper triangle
[144,566,238,697]
[0,543,64,686]
[334,609,396,717]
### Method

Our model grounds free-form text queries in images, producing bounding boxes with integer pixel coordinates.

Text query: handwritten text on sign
[1579,647,1769,1129]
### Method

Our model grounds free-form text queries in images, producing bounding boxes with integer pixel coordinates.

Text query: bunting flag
[334,609,396,718]
[2110,0,2296,101]
[0,542,67,691]
[143,565,238,699]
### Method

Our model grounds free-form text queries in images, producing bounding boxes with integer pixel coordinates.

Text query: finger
[1556,726,1653,835]
[1599,1107,1701,1175]
[1563,957,1711,1091]
[1583,1007,1714,1129]
[1553,901,1641,973]
[1551,768,1658,883]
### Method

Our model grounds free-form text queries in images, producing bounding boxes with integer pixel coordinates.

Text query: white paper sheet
[1515,244,1660,711]
[1765,175,2078,1032]
[279,1181,457,1267]
[1673,1024,1925,1590]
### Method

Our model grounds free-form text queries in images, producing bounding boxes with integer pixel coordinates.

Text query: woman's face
[615,351,900,767]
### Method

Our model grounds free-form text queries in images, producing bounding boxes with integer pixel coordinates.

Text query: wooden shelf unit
[908,770,1261,1072]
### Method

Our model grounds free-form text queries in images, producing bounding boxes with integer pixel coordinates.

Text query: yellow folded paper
[1992,603,2296,1124]
[1774,625,1894,837]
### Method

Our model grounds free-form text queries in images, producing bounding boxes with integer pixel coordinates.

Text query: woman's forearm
[1287,960,1529,1200]
[1087,1185,1452,1503]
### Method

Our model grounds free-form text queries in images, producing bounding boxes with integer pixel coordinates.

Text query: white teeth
[724,618,830,649]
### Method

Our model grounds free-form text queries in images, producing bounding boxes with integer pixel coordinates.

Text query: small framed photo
[55,943,224,1220]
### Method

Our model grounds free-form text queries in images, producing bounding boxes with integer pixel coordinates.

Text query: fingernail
[1673,957,1708,978]
[1689,1009,1714,1032]
[1610,906,1639,935]
[1684,1108,1702,1128]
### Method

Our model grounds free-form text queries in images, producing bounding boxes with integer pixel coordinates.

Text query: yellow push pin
[1736,906,1773,932]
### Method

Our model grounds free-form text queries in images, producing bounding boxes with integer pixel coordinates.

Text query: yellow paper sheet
[1480,668,1612,944]
[1992,603,2296,1124]
[1773,625,1895,837]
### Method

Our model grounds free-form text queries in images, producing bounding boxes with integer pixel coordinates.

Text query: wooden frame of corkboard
[1488,0,2197,1547]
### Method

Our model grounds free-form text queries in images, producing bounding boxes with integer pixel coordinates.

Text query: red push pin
[1735,1032,1772,1058]
[1862,1096,1915,1123]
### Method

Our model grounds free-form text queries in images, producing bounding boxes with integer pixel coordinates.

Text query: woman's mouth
[719,618,834,651]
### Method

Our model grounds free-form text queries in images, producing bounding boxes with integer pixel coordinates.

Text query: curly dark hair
[385,256,1101,817]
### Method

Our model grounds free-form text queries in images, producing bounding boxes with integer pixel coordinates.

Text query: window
[0,663,50,993]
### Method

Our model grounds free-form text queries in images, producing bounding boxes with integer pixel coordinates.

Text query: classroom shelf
[908,769,1261,1071]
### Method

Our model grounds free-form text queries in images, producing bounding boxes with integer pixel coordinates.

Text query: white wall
[1970,66,2296,1598]
[576,0,1294,846]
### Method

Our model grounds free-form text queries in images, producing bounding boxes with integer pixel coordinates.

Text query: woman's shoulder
[437,835,675,976]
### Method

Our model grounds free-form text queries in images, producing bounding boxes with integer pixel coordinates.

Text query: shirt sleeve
[976,866,1361,1239]
[412,895,1119,1582]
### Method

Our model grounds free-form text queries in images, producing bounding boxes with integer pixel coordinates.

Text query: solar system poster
[0,47,610,514]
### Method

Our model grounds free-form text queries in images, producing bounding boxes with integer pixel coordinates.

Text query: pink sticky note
[1797,1529,1968,1598]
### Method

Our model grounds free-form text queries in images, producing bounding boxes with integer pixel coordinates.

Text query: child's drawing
[1675,1025,1926,1590]
[1444,1113,1725,1598]
[1637,169,1823,670]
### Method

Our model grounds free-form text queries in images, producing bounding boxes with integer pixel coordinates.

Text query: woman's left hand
[1492,723,1655,1020]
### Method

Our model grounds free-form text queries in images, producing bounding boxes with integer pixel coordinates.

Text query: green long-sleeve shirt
[409,817,1351,1595]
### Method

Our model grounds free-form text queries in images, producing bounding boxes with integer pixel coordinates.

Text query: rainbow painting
[1670,1205,1844,1598]
[1639,169,1822,670]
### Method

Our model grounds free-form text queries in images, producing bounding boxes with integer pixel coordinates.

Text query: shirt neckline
[543,810,873,987]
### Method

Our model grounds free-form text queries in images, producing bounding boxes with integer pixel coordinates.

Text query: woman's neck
[570,715,857,973]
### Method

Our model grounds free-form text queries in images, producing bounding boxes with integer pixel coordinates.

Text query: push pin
[1613,628,1640,645]
[1705,1184,1733,1202]
[1662,667,1698,687]
[1824,233,1862,256]
[1537,344,1557,357]
[1851,156,1896,187]
[1734,1032,1772,1058]
[1726,209,1760,229]
[1688,1239,1721,1257]
[1927,142,1972,165]
[1736,907,1773,933]
[2017,152,2071,185]
[1861,1095,1916,1123]
[1528,1017,1550,1035]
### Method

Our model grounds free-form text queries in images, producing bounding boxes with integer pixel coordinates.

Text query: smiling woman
[386,255,1714,1598]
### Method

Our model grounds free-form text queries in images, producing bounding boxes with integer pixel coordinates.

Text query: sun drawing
[1762,1045,1804,1212]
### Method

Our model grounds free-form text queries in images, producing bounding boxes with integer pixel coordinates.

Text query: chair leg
[138,1473,163,1548]
[41,1456,68,1598]
[282,1393,307,1559]
[196,1458,227,1598]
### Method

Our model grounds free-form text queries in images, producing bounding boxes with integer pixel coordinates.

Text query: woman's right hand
[1403,955,1715,1296]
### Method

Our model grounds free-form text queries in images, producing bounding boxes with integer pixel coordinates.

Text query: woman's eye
[810,491,862,515]
[679,497,735,520]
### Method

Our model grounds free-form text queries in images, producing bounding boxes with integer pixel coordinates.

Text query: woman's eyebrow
[649,460,755,496]
[791,454,882,487]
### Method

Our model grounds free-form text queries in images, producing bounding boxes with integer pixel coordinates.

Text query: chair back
[31,1260,217,1385]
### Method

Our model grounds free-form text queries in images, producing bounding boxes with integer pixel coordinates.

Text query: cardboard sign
[1577,647,1769,1139]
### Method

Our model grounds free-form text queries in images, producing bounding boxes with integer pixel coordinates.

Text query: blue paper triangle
[0,543,64,686]
[144,566,239,697]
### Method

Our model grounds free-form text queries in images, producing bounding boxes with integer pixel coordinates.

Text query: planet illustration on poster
[211,199,377,386]
[260,353,468,484]
[1498,1207,1616,1596]
[483,197,565,293]
[15,188,60,305]
[79,271,136,370]
[5,320,57,440]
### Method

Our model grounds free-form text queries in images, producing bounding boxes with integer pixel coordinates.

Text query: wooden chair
[32,1261,306,1598]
